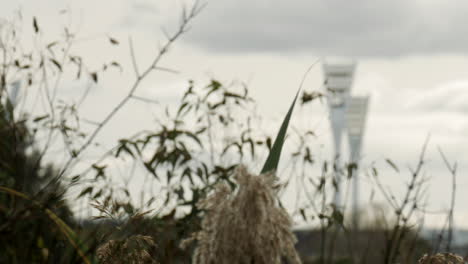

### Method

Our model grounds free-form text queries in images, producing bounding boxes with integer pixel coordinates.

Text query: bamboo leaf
[108,36,119,45]
[385,158,400,173]
[50,58,62,72]
[33,17,39,33]
[90,72,98,83]
[260,89,300,174]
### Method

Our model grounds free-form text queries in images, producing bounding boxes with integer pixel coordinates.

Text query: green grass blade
[261,90,300,174]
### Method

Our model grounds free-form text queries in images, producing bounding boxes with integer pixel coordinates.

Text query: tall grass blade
[260,90,299,174]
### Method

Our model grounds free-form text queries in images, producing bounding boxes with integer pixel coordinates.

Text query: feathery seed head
[182,165,302,264]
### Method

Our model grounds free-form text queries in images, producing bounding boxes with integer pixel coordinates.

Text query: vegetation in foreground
[0,3,466,263]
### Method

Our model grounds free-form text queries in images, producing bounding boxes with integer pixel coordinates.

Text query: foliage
[0,95,80,263]
[0,4,463,264]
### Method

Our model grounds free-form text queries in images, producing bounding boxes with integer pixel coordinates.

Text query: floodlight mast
[9,81,21,107]
[323,61,356,208]
[347,96,369,229]
[3,81,21,121]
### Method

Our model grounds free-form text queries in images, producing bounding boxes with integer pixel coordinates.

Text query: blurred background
[1,0,468,263]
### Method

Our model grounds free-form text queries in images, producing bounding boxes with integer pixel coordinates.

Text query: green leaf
[385,158,400,173]
[70,175,80,183]
[78,187,93,198]
[33,17,39,33]
[90,72,98,83]
[299,208,307,221]
[50,59,62,72]
[110,61,122,72]
[260,89,300,174]
[332,208,344,226]
[108,36,119,45]
[47,41,58,49]
[115,140,135,158]
[33,114,49,122]
[177,102,189,117]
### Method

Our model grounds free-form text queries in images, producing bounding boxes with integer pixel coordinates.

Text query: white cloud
[411,81,468,113]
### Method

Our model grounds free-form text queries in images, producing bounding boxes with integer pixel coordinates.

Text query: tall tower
[347,96,369,228]
[9,81,21,106]
[323,61,356,207]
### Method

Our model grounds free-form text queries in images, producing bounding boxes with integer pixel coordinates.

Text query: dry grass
[97,235,157,264]
[418,253,465,264]
[181,165,302,264]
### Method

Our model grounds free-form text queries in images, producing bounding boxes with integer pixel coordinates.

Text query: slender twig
[384,136,429,264]
[81,118,101,126]
[51,36,74,102]
[40,55,55,116]
[76,82,93,108]
[405,216,425,263]
[128,36,140,78]
[57,1,204,178]
[438,147,457,253]
[34,57,59,171]
[130,95,159,105]
[153,66,179,74]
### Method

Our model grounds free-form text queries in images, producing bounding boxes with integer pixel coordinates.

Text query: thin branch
[128,36,140,78]
[57,1,204,178]
[384,136,429,264]
[438,147,457,252]
[51,37,74,102]
[130,95,159,105]
[81,118,101,126]
[152,66,179,74]
[76,82,93,108]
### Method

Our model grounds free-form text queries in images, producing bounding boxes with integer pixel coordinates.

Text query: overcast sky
[2,0,468,229]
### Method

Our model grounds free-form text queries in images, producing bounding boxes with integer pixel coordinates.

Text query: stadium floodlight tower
[323,60,356,208]
[9,81,21,106]
[2,81,21,121]
[347,96,369,228]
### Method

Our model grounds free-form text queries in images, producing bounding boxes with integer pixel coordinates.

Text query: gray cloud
[410,81,468,113]
[179,0,468,56]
